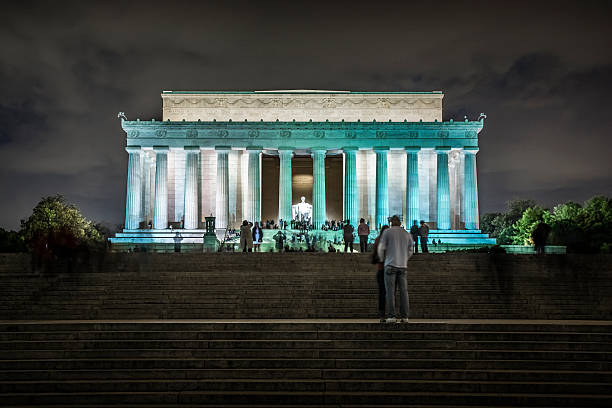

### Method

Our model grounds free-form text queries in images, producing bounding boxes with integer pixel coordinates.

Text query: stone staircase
[0,320,611,406]
[1,253,611,406]
[1,253,611,320]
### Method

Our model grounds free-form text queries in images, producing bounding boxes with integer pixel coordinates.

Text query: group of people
[408,220,431,253]
[238,220,264,252]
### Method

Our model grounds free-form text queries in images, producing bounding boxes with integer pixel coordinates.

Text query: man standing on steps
[377,215,413,323]
[419,220,429,253]
[343,220,355,253]
[409,220,420,254]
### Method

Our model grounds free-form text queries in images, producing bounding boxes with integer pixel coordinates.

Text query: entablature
[121,120,483,150]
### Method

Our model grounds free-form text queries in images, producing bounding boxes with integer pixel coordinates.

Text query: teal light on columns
[247,146,262,224]
[124,146,142,230]
[374,146,389,229]
[278,148,293,223]
[463,147,479,230]
[140,153,149,224]
[153,146,169,229]
[312,148,327,229]
[436,146,451,230]
[343,147,358,227]
[406,147,420,227]
[183,146,200,230]
[215,146,230,229]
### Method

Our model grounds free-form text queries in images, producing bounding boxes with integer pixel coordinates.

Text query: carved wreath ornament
[186,129,198,138]
[127,130,139,138]
[155,130,167,138]
[314,130,325,138]
[248,130,259,138]
[280,130,291,139]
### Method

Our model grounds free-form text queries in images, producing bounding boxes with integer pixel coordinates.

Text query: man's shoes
[383,318,396,324]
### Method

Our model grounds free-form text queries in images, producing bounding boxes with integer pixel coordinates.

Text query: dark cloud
[1,0,611,229]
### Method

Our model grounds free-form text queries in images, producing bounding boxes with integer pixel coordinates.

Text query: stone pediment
[161,91,443,122]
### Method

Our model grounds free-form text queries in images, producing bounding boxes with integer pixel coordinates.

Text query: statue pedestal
[203,216,219,252]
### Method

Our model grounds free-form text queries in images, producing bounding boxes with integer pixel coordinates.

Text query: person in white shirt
[377,215,414,323]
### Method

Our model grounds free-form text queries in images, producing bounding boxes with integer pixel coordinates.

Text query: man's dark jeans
[359,235,368,252]
[420,238,428,253]
[376,269,385,317]
[344,239,353,252]
[411,235,419,254]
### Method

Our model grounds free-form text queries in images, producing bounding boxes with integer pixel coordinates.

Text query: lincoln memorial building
[110,90,495,248]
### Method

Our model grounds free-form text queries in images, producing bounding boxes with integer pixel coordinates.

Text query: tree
[480,199,537,244]
[513,206,547,245]
[20,195,104,260]
[0,228,27,253]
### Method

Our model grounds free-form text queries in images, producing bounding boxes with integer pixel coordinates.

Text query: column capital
[311,147,327,154]
[126,145,142,154]
[405,146,421,153]
[215,145,231,152]
[463,146,479,154]
[435,146,452,152]
[246,146,263,152]
[342,146,359,152]
[277,146,294,152]
[153,145,169,152]
[184,145,200,152]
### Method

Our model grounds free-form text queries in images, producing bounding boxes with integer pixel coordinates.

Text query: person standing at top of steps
[378,215,414,323]
[409,220,420,254]
[358,218,370,252]
[419,220,429,253]
[343,220,355,252]
[240,220,253,252]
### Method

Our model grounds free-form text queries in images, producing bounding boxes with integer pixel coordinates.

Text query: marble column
[140,153,150,224]
[312,149,327,229]
[153,146,169,229]
[406,147,420,227]
[183,146,199,230]
[343,147,358,227]
[247,146,262,224]
[463,147,479,230]
[215,146,230,229]
[436,146,451,230]
[124,146,142,230]
[278,148,293,223]
[374,147,389,229]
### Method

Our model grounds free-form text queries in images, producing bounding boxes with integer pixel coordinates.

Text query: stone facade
[111,90,495,247]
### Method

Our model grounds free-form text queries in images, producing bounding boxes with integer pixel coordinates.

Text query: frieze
[345,131,357,139]
[465,130,477,138]
[215,130,229,138]
[314,130,325,138]
[165,97,442,110]
[155,129,167,138]
[376,131,387,139]
[280,130,291,139]
[248,130,259,138]
[128,130,139,138]
[408,131,418,138]
[438,130,449,138]
[186,129,197,138]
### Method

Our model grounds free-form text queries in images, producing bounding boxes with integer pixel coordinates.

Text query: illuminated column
[374,146,389,229]
[215,146,230,229]
[124,146,142,230]
[153,146,169,229]
[247,146,262,223]
[463,147,479,230]
[312,148,327,229]
[406,147,420,227]
[183,146,199,230]
[140,153,150,224]
[343,147,358,227]
[278,148,293,223]
[436,146,451,230]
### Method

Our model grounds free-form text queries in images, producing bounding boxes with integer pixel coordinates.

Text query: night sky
[1,1,611,230]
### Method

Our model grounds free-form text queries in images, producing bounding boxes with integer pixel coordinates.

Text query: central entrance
[261,154,342,224]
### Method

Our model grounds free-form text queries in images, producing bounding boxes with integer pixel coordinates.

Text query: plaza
[110,90,495,250]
